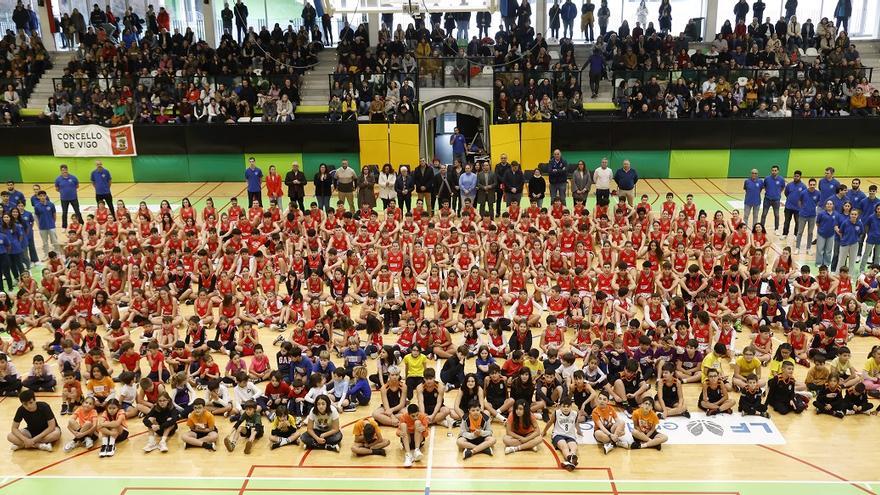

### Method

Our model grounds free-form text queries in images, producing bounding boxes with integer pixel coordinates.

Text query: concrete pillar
[535,0,545,38]
[704,0,718,41]
[367,11,379,45]
[37,1,58,51]
[201,0,217,46]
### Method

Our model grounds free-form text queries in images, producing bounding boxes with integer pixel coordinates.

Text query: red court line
[541,438,563,468]
[122,488,615,495]
[757,444,876,495]
[266,464,609,471]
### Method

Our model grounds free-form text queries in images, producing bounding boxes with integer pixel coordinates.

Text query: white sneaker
[615,439,631,449]
[413,448,423,461]
[37,443,53,452]
[159,439,168,452]
[774,230,781,237]
[9,444,19,452]
[504,446,517,455]
[794,248,800,255]
[443,416,453,428]
[64,440,80,452]
[143,436,159,453]
[83,437,94,449]
[603,442,614,454]
[403,453,413,467]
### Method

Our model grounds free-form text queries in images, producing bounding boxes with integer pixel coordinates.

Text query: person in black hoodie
[283,162,307,211]
[143,392,179,452]
[813,374,846,418]
[528,168,546,208]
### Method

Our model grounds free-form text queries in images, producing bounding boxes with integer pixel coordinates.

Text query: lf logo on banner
[577,412,786,445]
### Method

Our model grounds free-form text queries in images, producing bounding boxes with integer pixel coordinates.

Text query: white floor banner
[577,412,786,445]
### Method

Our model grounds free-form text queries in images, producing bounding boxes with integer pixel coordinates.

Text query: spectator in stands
[834,0,851,33]
[233,0,248,42]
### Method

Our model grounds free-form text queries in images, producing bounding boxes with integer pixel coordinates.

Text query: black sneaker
[570,454,579,466]
[682,410,691,419]
[99,444,109,457]
[185,300,194,305]
[653,443,662,451]
[462,448,473,460]
[203,442,216,451]
[184,443,192,449]
[60,403,69,415]
[630,441,642,449]
[270,442,281,450]
[481,447,493,456]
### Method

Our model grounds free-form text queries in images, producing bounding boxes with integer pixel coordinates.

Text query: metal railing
[327,71,419,105]
[606,66,875,99]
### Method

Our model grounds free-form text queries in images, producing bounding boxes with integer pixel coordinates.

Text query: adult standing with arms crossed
[592,157,612,206]
[503,161,525,206]
[233,0,248,43]
[742,169,763,228]
[90,161,114,217]
[335,160,358,212]
[54,164,82,229]
[613,159,638,207]
[547,149,568,203]
[245,157,263,207]
[760,165,785,235]
[284,162,307,211]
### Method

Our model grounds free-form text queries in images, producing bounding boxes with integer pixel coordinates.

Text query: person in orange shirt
[65,396,98,452]
[97,398,129,457]
[351,416,390,458]
[630,397,667,450]
[397,403,428,467]
[182,398,218,451]
[591,392,629,454]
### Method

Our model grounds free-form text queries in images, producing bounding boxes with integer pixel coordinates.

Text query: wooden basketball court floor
[2,178,880,495]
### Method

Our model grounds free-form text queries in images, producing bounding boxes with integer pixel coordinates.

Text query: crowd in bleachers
[0,12,53,125]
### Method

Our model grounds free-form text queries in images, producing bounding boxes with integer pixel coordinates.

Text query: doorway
[421,97,490,165]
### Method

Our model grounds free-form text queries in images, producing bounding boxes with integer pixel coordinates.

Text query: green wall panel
[610,150,670,178]
[302,153,360,177]
[244,153,304,174]
[561,151,611,169]
[0,156,21,182]
[70,157,134,183]
[19,155,62,184]
[847,148,880,177]
[669,149,730,178]
[188,154,246,181]
[728,149,790,178]
[788,148,852,178]
[133,155,191,182]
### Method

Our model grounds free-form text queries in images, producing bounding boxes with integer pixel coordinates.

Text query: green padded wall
[133,155,191,182]
[70,157,134,183]
[669,149,730,178]
[610,150,670,178]
[788,148,852,177]
[562,151,611,169]
[0,156,22,182]
[19,155,62,183]
[188,154,246,181]
[848,148,880,177]
[302,153,360,177]
[243,154,304,174]
[728,149,790,178]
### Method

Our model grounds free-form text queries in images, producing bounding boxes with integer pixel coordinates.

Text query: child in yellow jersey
[732,345,765,390]
[182,399,218,450]
[630,397,667,450]
[269,404,304,449]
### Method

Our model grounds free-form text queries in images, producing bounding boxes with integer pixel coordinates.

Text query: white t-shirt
[308,406,340,430]
[593,167,612,189]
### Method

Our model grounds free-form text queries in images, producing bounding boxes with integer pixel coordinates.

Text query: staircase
[26,51,72,113]
[299,50,339,108]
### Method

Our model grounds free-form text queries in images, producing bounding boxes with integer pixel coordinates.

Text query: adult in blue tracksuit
[1,213,25,280]
[860,203,880,272]
[449,128,467,167]
[781,170,804,238]
[846,179,868,257]
[795,178,820,254]
[829,186,848,214]
[742,169,763,228]
[32,192,59,261]
[4,182,25,212]
[817,167,840,208]
[14,206,36,267]
[0,231,11,291]
[815,201,839,267]
[759,165,785,233]
[547,149,569,203]
[836,210,863,275]
[90,161,115,217]
[54,164,83,229]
